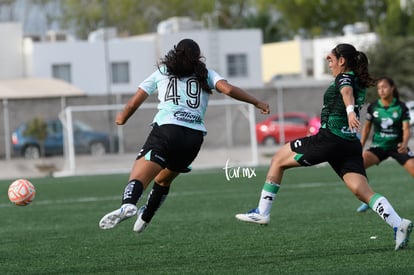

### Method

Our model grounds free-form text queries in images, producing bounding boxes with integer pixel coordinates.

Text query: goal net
[54,99,259,177]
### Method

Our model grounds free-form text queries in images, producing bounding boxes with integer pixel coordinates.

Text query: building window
[305,58,314,77]
[52,64,71,83]
[226,54,248,77]
[111,62,130,84]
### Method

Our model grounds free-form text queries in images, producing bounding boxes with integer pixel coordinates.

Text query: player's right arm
[116,88,149,125]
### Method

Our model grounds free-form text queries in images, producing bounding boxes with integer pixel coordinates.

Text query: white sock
[258,182,280,216]
[370,193,402,228]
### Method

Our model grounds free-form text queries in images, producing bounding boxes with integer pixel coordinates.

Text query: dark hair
[376,76,399,100]
[158,38,212,94]
[332,43,375,88]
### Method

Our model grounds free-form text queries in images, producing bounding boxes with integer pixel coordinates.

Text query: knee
[407,167,414,178]
[344,174,373,202]
[270,154,283,168]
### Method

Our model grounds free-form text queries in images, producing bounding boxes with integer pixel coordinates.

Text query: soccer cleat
[356,203,370,213]
[235,208,270,225]
[394,218,413,251]
[99,203,137,230]
[133,205,148,233]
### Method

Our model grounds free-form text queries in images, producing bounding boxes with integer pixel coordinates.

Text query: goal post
[55,99,258,177]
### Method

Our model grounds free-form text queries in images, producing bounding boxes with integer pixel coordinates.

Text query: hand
[256,101,270,115]
[397,143,408,154]
[115,112,126,125]
[347,112,360,133]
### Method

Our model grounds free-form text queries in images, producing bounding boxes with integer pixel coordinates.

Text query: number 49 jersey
[139,66,224,133]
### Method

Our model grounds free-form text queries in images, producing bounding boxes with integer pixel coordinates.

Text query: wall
[0,23,24,79]
[262,40,302,82]
[29,29,264,95]
[30,35,157,95]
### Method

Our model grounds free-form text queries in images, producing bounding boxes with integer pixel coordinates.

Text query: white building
[28,34,157,95]
[0,23,25,78]
[262,30,379,83]
[311,32,378,80]
[23,17,263,95]
[1,19,380,96]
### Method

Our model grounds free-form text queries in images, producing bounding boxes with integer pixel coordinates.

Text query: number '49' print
[165,77,201,109]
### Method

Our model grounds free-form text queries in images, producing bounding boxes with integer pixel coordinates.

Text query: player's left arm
[215,80,270,114]
[340,86,360,132]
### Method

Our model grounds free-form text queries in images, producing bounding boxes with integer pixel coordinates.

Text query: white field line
[0,181,337,208]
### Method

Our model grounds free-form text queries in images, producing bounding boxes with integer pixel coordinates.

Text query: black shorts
[136,124,204,173]
[367,147,414,165]
[290,128,366,178]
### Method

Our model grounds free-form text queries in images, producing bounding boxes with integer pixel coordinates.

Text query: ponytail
[332,44,375,88]
[355,51,375,88]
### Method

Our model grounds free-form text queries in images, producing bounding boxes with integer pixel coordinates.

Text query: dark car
[12,119,118,159]
[256,112,321,145]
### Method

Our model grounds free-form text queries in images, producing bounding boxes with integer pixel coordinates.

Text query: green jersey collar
[378,97,397,108]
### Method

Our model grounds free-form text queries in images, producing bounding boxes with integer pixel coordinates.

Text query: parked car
[12,119,118,159]
[256,112,321,145]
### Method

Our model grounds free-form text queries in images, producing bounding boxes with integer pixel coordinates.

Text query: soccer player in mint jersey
[99,39,270,233]
[235,44,413,251]
[356,76,414,213]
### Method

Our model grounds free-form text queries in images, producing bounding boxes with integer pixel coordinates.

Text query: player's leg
[99,123,172,230]
[235,142,300,224]
[343,172,413,250]
[134,124,203,232]
[99,158,163,230]
[362,150,380,168]
[356,150,381,212]
[402,157,414,177]
[134,169,179,233]
[236,130,333,224]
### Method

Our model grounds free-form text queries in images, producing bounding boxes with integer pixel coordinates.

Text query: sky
[0,0,62,36]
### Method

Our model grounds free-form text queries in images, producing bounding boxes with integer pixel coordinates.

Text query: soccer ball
[8,179,36,206]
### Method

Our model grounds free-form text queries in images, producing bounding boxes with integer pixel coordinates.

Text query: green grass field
[1,161,414,274]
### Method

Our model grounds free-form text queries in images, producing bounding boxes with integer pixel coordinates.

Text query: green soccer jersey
[366,98,410,150]
[320,72,366,140]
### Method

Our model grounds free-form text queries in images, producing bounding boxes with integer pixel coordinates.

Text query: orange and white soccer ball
[8,179,36,206]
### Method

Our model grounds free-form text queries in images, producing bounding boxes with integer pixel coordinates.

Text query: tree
[0,0,17,21]
[23,117,48,158]
[244,9,291,42]
[272,0,384,38]
[59,0,215,39]
[367,1,414,100]
[17,0,392,42]
[366,36,414,100]
[376,0,414,37]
